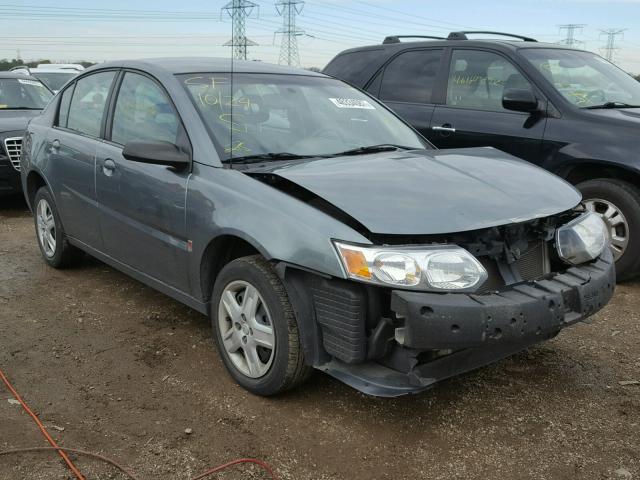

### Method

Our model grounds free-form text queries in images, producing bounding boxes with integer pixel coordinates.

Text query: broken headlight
[556,212,607,265]
[333,241,488,292]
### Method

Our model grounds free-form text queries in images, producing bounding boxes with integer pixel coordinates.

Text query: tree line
[0,58,95,70]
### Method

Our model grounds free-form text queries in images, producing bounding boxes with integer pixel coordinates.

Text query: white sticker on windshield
[18,79,43,87]
[329,98,375,110]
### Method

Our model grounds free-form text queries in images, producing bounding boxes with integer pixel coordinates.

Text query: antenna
[600,28,626,63]
[221,0,259,60]
[275,0,305,67]
[558,24,586,47]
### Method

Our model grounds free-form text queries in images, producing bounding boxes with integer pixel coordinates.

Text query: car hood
[247,147,581,235]
[0,110,40,133]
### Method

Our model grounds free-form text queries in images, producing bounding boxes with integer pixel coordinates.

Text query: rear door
[95,71,191,291]
[375,48,445,138]
[428,49,547,162]
[47,70,117,249]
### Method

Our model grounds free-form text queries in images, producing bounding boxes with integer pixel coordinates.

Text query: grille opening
[3,137,22,171]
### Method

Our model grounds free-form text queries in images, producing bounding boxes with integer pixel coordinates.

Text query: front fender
[185,164,371,300]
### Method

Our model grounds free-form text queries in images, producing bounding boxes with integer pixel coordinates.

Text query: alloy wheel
[36,198,56,258]
[584,197,629,261]
[217,280,276,379]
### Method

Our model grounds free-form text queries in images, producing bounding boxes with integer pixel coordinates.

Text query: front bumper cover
[391,250,615,351]
[320,250,615,397]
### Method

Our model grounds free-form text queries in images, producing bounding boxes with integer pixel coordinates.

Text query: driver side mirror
[502,88,540,113]
[122,141,190,169]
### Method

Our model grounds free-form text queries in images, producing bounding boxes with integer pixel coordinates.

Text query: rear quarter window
[324,49,386,87]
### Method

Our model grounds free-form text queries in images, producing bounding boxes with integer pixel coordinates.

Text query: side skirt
[67,237,209,315]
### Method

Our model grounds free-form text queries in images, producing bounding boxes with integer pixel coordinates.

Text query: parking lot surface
[1,197,639,480]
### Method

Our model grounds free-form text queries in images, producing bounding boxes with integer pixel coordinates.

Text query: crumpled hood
[249,147,581,235]
[0,110,39,134]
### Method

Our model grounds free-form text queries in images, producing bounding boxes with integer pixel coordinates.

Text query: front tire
[577,178,640,281]
[211,255,312,396]
[33,187,81,269]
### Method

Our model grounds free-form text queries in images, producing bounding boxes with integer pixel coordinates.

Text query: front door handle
[102,158,116,177]
[432,124,456,133]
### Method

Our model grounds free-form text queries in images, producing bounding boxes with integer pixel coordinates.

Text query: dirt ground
[0,195,638,480]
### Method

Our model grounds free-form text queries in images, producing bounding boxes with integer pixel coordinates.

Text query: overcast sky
[1,0,639,73]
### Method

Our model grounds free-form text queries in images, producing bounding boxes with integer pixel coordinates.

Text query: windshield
[179,73,427,161]
[32,72,76,91]
[0,77,52,109]
[521,48,640,108]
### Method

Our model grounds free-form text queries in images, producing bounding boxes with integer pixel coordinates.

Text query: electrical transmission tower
[600,29,626,63]
[558,24,586,47]
[275,0,305,66]
[221,0,259,60]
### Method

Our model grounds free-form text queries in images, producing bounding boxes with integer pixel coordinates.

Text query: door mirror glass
[122,141,189,168]
[502,88,539,113]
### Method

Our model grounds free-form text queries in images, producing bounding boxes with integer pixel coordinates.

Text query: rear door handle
[102,158,116,177]
[432,124,456,133]
[50,139,60,153]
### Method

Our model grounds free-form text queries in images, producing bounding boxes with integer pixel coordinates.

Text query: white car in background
[10,64,84,93]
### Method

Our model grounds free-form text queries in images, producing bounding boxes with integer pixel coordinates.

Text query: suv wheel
[211,255,312,395]
[33,187,81,268]
[577,178,640,281]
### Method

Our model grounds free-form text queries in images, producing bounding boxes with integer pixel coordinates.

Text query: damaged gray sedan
[21,58,615,397]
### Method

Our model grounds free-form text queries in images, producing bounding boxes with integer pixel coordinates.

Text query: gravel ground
[0,196,638,480]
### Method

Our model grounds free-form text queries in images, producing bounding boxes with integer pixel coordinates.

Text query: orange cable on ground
[0,368,86,480]
[0,367,279,479]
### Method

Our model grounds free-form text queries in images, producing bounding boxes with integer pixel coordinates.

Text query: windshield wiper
[326,144,416,157]
[584,102,640,109]
[224,152,316,164]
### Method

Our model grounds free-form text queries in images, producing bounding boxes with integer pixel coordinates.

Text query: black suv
[324,31,640,280]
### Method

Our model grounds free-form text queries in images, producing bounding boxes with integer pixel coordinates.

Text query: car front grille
[3,137,22,171]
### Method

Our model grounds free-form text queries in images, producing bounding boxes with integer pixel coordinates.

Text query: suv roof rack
[447,31,537,42]
[383,35,445,44]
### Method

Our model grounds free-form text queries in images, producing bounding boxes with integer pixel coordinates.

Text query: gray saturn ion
[21,58,615,397]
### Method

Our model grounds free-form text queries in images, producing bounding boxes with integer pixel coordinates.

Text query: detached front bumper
[318,250,615,397]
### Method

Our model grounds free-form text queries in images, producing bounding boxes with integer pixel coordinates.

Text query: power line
[600,28,626,63]
[222,0,259,60]
[558,24,586,47]
[275,0,305,66]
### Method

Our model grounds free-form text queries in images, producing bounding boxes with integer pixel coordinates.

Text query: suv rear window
[324,49,385,86]
[379,49,443,104]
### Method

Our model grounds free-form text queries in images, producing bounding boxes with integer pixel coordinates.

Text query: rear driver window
[67,71,116,137]
[380,49,443,104]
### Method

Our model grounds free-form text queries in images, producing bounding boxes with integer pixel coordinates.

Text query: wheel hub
[36,198,56,258]
[584,197,629,262]
[217,280,276,379]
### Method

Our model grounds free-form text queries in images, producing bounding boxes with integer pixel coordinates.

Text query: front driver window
[111,72,179,146]
[446,50,532,112]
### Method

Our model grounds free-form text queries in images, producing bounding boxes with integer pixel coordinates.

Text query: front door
[95,71,191,291]
[428,49,547,162]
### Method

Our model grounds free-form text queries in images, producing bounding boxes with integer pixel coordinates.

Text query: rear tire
[211,255,312,396]
[577,178,640,281]
[33,187,81,269]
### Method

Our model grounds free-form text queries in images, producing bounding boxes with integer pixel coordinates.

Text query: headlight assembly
[556,212,607,265]
[333,241,488,292]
